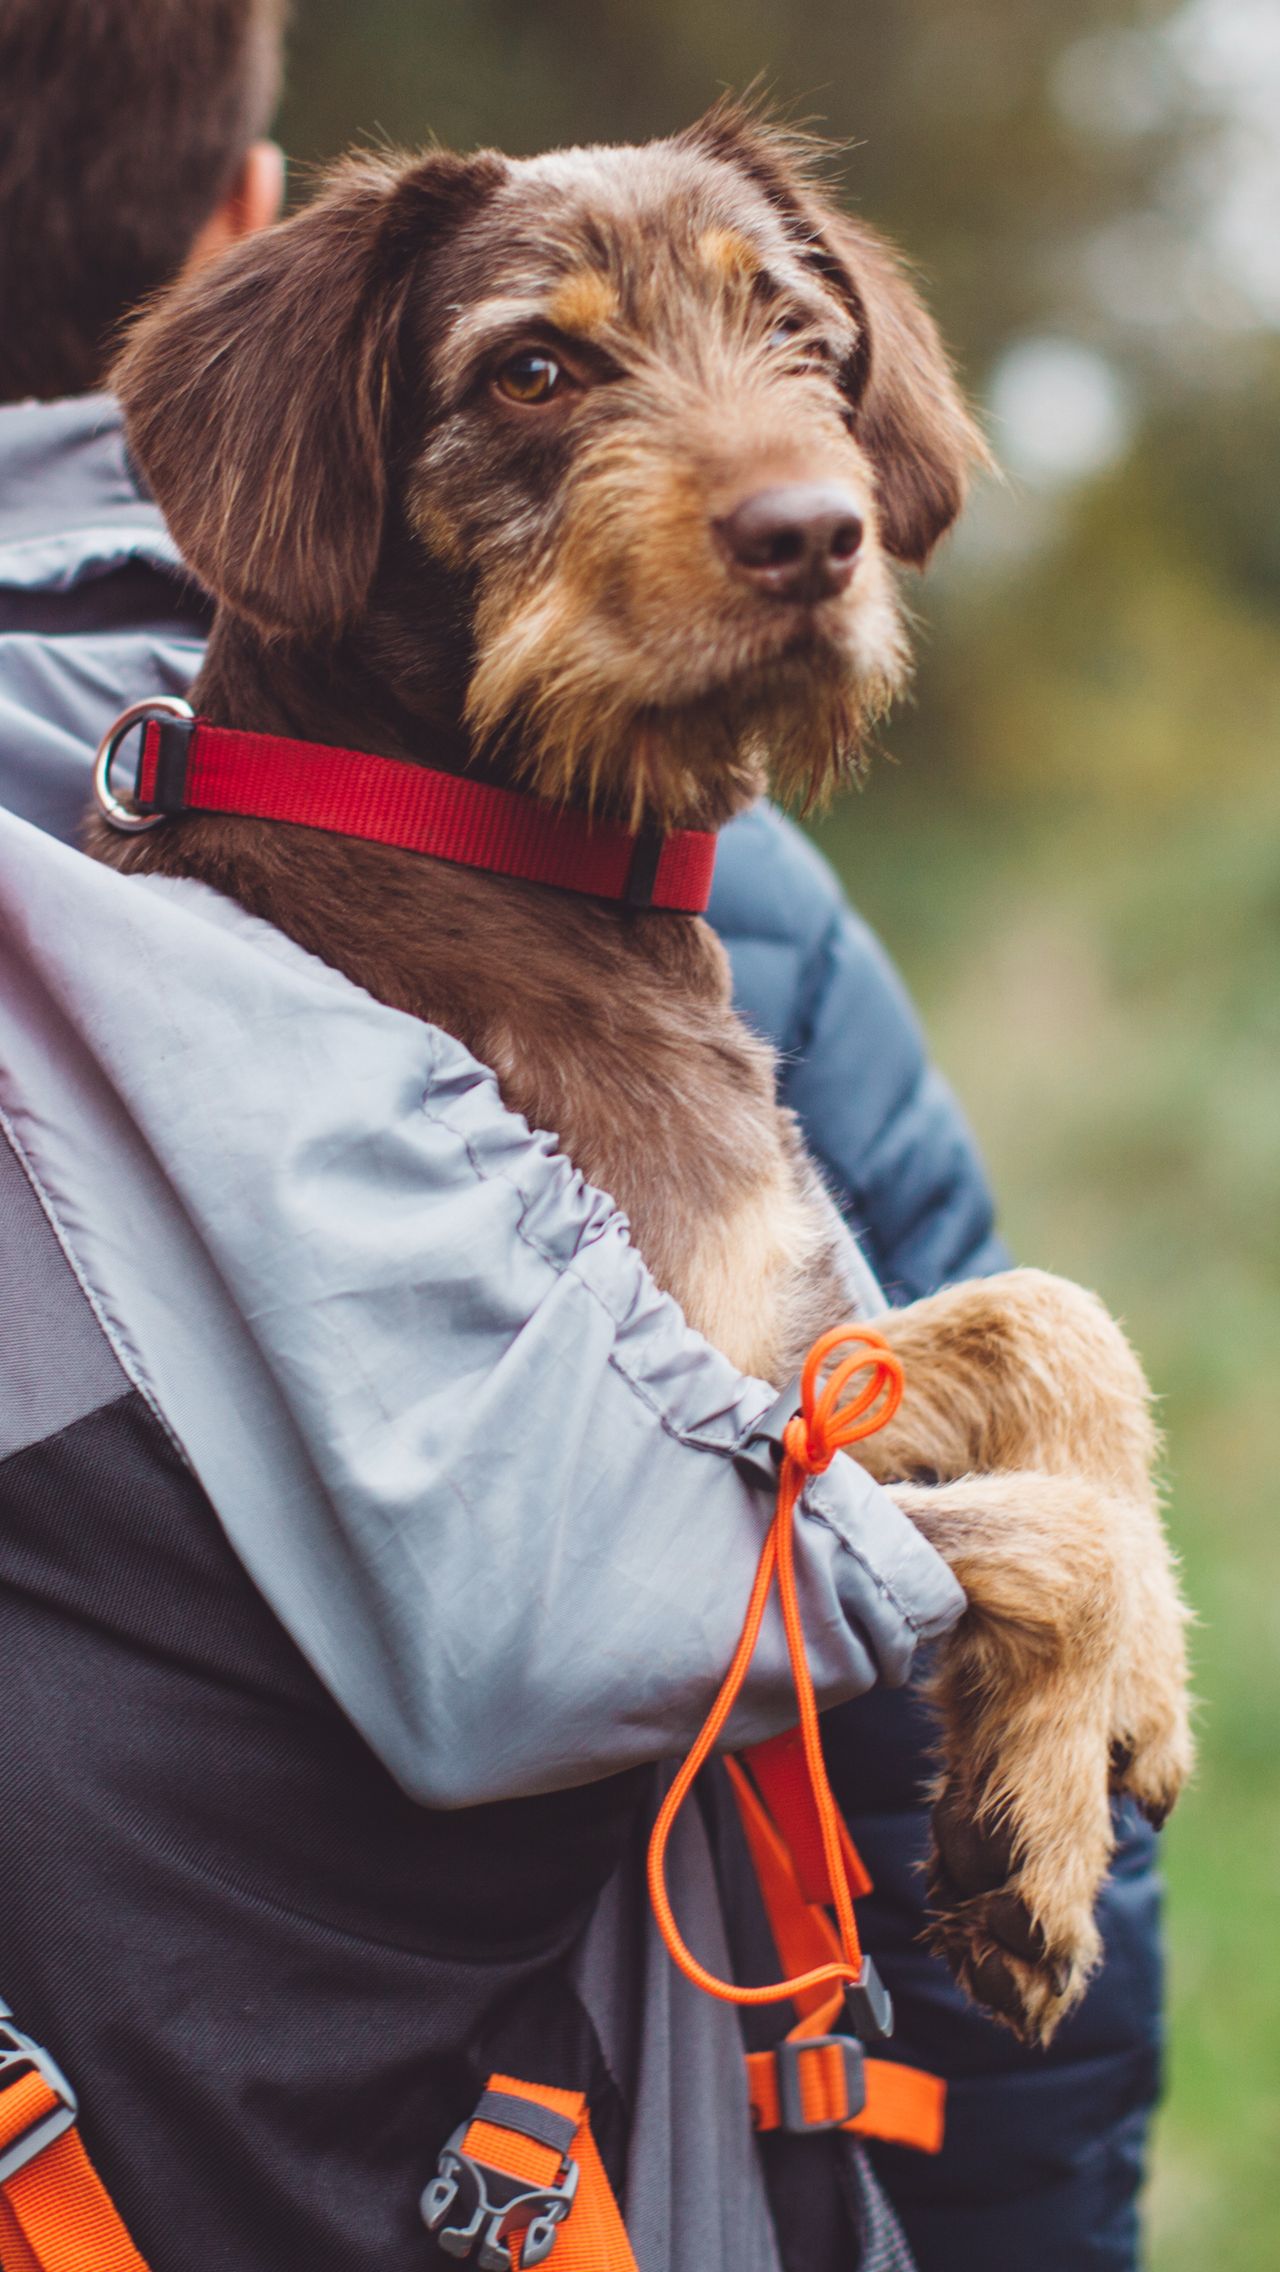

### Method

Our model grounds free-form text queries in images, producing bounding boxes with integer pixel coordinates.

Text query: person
[0,5,1164,2268]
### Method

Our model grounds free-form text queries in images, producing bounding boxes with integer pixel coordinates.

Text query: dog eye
[769,316,834,368]
[494,351,566,406]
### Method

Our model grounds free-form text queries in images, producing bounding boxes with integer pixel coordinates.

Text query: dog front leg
[888,1470,1132,2046]
[857,1268,1160,1498]
[854,1269,1192,1847]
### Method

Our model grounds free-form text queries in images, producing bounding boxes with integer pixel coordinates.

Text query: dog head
[116,106,986,827]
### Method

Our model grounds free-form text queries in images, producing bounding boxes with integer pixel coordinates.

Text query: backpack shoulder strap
[0,2006,151,2272]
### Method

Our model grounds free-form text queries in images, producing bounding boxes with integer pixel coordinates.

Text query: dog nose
[715,485,864,602]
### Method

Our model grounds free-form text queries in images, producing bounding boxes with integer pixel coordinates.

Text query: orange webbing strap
[745,2028,946,2155]
[728,1761,945,2156]
[0,2071,151,2272]
[454,2074,638,2272]
[647,1325,903,2010]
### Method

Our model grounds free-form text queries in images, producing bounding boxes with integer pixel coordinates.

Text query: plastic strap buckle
[421,2107,580,2270]
[623,825,666,910]
[845,1955,895,2043]
[775,2032,867,2134]
[0,2003,79,2185]
[149,712,198,815]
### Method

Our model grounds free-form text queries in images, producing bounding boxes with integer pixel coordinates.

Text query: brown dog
[96,103,1192,2045]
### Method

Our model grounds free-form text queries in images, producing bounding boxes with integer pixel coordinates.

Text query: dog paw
[893,1466,1188,2041]
[926,1781,1106,2045]
[1109,1698,1194,1830]
[1107,1504,1196,1830]
[925,1885,1101,2043]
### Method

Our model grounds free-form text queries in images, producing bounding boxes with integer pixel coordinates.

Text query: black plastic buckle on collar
[0,2002,79,2185]
[775,2032,867,2134]
[146,711,198,816]
[421,2089,580,2269]
[622,825,667,910]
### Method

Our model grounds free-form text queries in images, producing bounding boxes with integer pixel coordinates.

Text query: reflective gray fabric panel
[0,813,961,1810]
[0,1124,126,1458]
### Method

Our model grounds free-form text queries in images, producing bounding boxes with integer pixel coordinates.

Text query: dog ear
[817,211,991,565]
[113,149,504,638]
[685,102,989,565]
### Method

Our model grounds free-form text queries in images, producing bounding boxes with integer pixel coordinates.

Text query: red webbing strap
[727,1761,946,2156]
[0,2073,151,2272]
[462,2075,639,2272]
[136,719,718,912]
[743,1724,872,1908]
[725,1755,848,2022]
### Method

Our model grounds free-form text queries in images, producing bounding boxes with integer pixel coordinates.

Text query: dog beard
[467,603,902,829]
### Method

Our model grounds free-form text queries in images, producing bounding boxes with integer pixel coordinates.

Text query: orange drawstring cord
[646,1324,904,2008]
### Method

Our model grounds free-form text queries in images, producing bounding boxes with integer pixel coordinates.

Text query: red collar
[110,706,718,913]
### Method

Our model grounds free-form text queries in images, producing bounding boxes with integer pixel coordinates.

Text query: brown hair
[0,0,286,403]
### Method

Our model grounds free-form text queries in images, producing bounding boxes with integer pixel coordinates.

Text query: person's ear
[184,140,287,274]
[115,149,504,639]
[684,102,990,565]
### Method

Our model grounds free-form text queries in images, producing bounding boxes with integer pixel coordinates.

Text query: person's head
[0,0,287,403]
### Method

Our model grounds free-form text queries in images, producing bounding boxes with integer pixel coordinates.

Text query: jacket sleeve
[711,800,1161,2272]
[0,811,963,1809]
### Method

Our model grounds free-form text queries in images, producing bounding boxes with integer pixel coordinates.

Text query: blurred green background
[277,5,1279,2262]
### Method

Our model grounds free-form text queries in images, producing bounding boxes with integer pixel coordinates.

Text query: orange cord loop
[646,1324,905,2009]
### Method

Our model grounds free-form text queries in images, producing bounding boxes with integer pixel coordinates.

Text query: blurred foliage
[278,0,1192,369]
[276,6,1280,2262]
[820,350,1280,2270]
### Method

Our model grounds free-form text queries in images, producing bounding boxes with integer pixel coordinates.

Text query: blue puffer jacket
[711,808,1163,2272]
[0,393,1162,2272]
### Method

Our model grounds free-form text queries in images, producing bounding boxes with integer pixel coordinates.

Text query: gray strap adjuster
[775,2033,866,2133]
[0,2001,79,2185]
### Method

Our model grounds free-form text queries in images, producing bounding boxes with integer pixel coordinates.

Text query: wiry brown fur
[862,1273,1192,2034]
[97,107,1191,2044]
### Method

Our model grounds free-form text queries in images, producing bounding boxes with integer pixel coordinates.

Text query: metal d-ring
[91,696,195,833]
